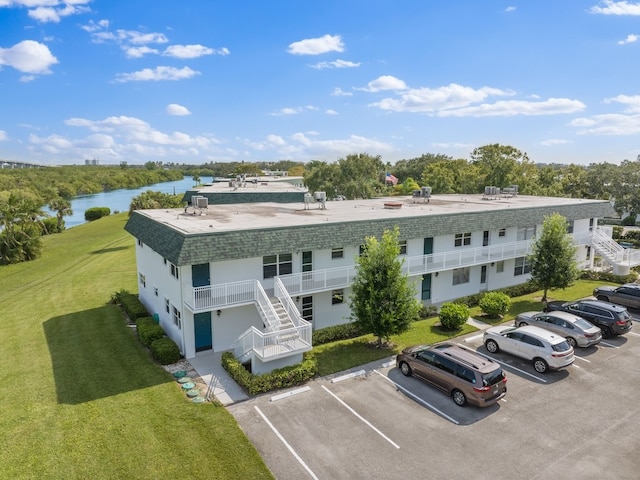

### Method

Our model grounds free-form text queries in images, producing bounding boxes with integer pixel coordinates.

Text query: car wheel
[566,337,577,348]
[601,326,613,338]
[518,321,528,327]
[533,358,548,374]
[399,361,412,377]
[452,389,467,407]
[485,339,499,353]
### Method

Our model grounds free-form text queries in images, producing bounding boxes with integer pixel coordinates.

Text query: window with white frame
[301,296,313,323]
[496,261,504,273]
[514,256,531,276]
[331,289,344,305]
[332,247,344,259]
[172,305,181,329]
[137,239,143,247]
[567,220,574,234]
[139,273,146,288]
[154,286,158,297]
[498,228,506,237]
[517,226,536,241]
[454,233,471,247]
[399,240,407,255]
[452,267,470,285]
[263,253,293,279]
[165,297,170,314]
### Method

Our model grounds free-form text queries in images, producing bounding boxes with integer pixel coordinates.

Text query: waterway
[48,176,213,228]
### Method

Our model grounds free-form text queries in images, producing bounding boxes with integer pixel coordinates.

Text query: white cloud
[28,2,90,23]
[438,98,586,117]
[360,75,408,92]
[311,59,360,69]
[0,40,58,74]
[166,103,191,116]
[287,34,344,55]
[370,82,513,112]
[0,130,8,141]
[570,113,640,135]
[589,1,640,15]
[19,74,36,82]
[163,44,214,59]
[618,33,639,44]
[605,94,640,112]
[114,66,200,82]
[540,138,571,146]
[81,19,109,32]
[270,106,317,116]
[122,46,159,58]
[505,6,517,12]
[325,109,338,115]
[331,87,352,96]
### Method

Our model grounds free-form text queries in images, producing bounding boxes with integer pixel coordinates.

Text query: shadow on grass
[90,246,131,254]
[44,306,171,404]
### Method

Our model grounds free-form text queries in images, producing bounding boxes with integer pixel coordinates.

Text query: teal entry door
[194,312,212,352]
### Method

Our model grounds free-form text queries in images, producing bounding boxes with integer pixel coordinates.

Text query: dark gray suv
[545,299,632,338]
[593,283,640,310]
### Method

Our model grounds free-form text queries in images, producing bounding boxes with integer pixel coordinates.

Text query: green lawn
[0,214,272,480]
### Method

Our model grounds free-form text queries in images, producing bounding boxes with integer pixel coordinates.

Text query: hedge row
[312,323,365,346]
[119,292,149,320]
[222,352,318,395]
[136,316,165,347]
[85,207,111,221]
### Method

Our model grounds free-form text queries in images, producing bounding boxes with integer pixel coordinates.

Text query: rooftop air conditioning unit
[196,196,209,208]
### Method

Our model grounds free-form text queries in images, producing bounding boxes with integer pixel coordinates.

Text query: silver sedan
[515,310,602,348]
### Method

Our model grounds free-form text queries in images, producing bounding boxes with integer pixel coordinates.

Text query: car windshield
[482,368,505,387]
[551,341,571,352]
[574,318,594,330]
[618,310,631,320]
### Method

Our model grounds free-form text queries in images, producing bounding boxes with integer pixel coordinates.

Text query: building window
[137,239,143,247]
[454,233,471,247]
[170,263,179,279]
[163,258,167,265]
[517,226,536,241]
[452,267,470,285]
[567,220,574,234]
[514,256,531,276]
[586,246,591,260]
[589,218,594,232]
[302,251,312,272]
[498,228,506,237]
[332,247,344,259]
[165,298,170,314]
[172,305,181,329]
[139,273,146,288]
[399,240,407,255]
[496,261,504,273]
[331,289,344,305]
[480,265,487,284]
[263,253,293,279]
[301,296,313,323]
[154,286,158,297]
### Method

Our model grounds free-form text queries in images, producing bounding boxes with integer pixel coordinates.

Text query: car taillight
[552,351,571,357]
[584,333,595,338]
[473,386,491,392]
[616,320,628,326]
[501,376,507,383]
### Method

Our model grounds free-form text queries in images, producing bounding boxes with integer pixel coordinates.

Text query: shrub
[439,302,470,331]
[41,217,62,235]
[312,323,365,345]
[621,215,637,226]
[479,291,511,318]
[118,292,149,320]
[419,304,439,319]
[222,352,317,395]
[85,207,111,221]
[612,225,623,239]
[579,269,637,284]
[137,318,165,347]
[150,337,181,365]
[453,293,483,308]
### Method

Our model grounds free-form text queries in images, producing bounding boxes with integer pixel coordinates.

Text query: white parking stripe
[254,406,319,480]
[628,332,640,338]
[321,385,400,449]
[600,341,620,348]
[372,369,460,425]
[574,355,590,363]
[456,343,548,383]
[464,333,484,343]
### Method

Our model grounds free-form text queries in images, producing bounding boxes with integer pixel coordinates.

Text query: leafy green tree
[350,227,421,347]
[470,144,528,189]
[393,153,453,182]
[0,190,46,264]
[129,190,184,214]
[192,174,201,186]
[48,197,73,231]
[529,213,579,303]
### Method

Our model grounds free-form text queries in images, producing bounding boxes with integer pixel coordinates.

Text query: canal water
[48,176,213,228]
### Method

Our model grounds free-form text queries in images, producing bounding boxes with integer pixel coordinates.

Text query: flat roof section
[136,194,612,235]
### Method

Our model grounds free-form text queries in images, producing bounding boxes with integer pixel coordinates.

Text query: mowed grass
[0,214,272,480]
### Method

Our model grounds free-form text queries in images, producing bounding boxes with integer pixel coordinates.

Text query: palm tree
[48,197,73,231]
[0,190,47,264]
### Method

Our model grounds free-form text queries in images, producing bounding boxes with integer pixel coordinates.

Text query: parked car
[544,299,632,338]
[593,283,640,310]
[483,325,574,373]
[515,310,602,348]
[396,343,507,407]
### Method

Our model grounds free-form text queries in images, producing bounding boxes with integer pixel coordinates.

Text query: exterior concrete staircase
[591,228,640,275]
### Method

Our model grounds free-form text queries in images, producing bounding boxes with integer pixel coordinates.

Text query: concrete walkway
[189,317,494,406]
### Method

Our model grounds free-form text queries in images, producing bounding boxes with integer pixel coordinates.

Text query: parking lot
[228,315,640,480]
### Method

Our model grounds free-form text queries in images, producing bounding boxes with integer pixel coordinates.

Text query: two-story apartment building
[124,188,616,374]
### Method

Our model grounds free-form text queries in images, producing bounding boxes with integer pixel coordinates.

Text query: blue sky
[1,1,639,166]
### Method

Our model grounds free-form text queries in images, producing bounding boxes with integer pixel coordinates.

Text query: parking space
[229,322,640,480]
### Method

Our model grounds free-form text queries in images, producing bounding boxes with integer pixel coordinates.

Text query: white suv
[483,325,574,373]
